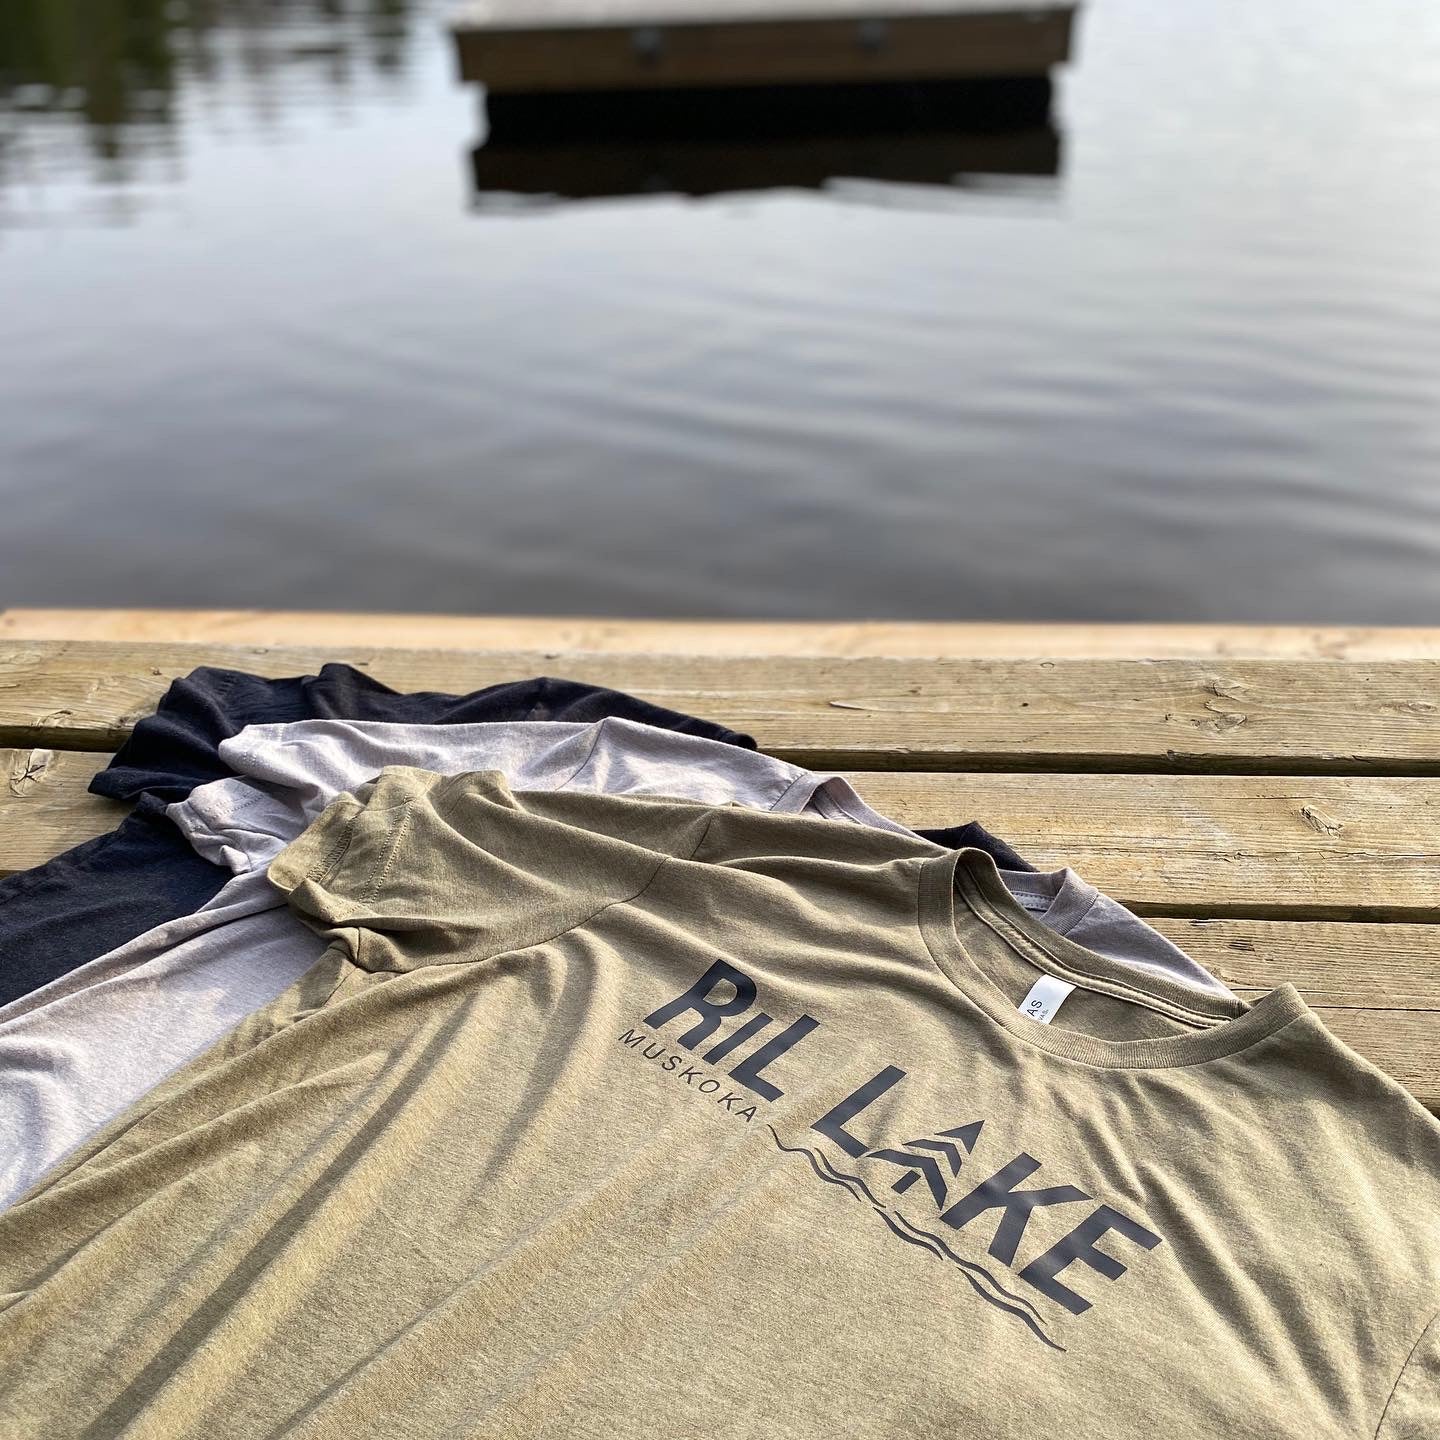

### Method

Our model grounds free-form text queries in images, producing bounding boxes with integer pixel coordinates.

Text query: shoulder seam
[559,718,610,790]
[433,803,720,969]
[498,805,721,960]
[1376,1306,1440,1439]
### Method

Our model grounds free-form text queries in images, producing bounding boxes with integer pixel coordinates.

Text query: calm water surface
[2,0,1439,619]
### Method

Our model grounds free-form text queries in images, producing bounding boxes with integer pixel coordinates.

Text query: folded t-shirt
[0,666,762,1006]
[0,716,1199,1209]
[194,715,1221,994]
[1,770,1432,1439]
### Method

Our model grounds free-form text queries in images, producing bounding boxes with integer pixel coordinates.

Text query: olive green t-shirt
[0,768,1436,1439]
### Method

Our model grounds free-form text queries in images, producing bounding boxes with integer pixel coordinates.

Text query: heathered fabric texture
[0,666,760,1007]
[0,717,1198,1208]
[200,716,1211,991]
[0,807,233,1009]
[0,770,1433,1439]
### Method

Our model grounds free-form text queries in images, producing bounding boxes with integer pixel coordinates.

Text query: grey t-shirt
[0,717,1229,1207]
[192,717,1227,994]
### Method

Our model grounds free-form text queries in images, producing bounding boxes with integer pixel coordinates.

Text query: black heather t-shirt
[0,665,1031,1008]
[0,668,761,1008]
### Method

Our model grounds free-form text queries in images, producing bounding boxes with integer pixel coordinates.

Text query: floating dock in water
[451,0,1077,94]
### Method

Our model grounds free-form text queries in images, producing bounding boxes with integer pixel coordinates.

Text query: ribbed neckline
[917,848,1308,1070]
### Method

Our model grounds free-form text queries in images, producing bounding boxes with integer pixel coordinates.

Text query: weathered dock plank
[0,749,118,872]
[852,772,1440,920]
[2,622,1435,1108]
[1156,918,1440,1011]
[1,619,1436,1114]
[3,642,1439,773]
[8,613,1439,661]
[451,0,1076,93]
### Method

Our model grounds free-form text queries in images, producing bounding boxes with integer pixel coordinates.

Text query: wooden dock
[451,0,1077,94]
[2,610,1438,1113]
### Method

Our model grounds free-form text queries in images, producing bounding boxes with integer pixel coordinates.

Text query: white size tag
[1018,974,1076,1025]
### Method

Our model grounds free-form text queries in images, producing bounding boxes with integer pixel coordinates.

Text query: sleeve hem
[267,794,363,897]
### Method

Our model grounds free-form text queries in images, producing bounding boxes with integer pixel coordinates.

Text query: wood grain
[851,772,1440,920]
[1148,922,1440,1108]
[1147,918,1440,1008]
[4,641,1440,773]
[0,749,119,871]
[10,612,1440,661]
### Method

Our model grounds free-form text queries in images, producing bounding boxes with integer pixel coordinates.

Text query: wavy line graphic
[808,1142,884,1208]
[767,1126,866,1203]
[767,1126,1065,1353]
[881,1209,1042,1319]
[887,1210,1047,1323]
[876,1208,947,1260]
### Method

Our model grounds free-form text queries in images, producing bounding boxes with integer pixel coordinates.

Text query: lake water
[2,0,1438,621]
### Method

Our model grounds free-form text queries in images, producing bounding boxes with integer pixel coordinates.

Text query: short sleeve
[91,667,251,804]
[267,767,711,972]
[1378,1310,1440,1439]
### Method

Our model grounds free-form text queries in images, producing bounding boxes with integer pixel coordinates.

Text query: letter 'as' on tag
[1018,974,1075,1025]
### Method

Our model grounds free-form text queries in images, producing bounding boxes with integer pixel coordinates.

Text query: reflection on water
[2,0,1440,621]
[473,78,1060,201]
[1,0,182,156]
[0,0,414,223]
